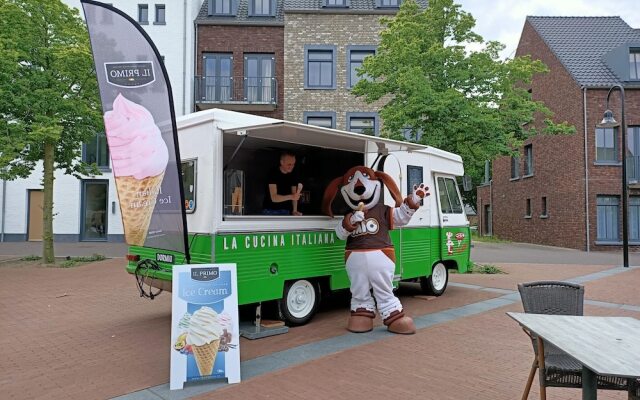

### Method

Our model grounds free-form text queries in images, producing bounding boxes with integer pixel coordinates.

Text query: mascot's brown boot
[347,308,375,333]
[383,310,416,335]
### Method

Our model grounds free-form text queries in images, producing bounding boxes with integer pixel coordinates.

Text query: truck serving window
[437,176,463,214]
[181,159,196,213]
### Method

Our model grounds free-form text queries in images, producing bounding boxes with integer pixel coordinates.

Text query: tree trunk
[42,142,55,264]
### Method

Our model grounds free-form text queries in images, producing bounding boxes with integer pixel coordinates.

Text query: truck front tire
[420,262,448,296]
[278,279,320,326]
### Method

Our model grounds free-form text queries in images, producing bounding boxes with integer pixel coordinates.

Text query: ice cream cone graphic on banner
[103,93,169,246]
[187,307,224,376]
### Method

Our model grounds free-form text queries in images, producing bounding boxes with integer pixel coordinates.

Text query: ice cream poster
[170,264,241,390]
[81,0,190,258]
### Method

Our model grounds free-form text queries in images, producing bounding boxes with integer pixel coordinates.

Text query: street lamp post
[598,85,629,268]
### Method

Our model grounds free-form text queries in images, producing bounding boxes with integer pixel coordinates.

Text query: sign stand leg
[239,303,289,340]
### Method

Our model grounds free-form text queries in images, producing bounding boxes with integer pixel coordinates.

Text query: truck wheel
[420,262,448,296]
[278,279,320,326]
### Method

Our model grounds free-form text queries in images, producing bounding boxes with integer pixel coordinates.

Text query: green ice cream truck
[127,109,471,326]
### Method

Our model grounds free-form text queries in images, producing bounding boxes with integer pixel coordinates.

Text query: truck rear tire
[278,279,320,326]
[420,262,448,296]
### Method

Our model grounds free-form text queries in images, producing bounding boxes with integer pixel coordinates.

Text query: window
[437,177,463,214]
[541,197,548,217]
[304,112,336,129]
[209,0,234,15]
[376,0,400,7]
[250,0,274,16]
[525,198,531,218]
[402,127,422,142]
[597,196,619,241]
[630,197,640,241]
[202,53,233,102]
[305,46,336,89]
[407,166,424,206]
[182,159,196,213]
[325,0,349,7]
[524,144,533,175]
[154,4,165,24]
[245,54,274,103]
[83,133,110,169]
[347,112,378,135]
[627,126,640,182]
[511,156,520,179]
[138,4,149,24]
[347,46,375,88]
[631,49,640,80]
[596,127,617,162]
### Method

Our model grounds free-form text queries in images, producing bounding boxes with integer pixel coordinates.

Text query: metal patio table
[507,312,640,400]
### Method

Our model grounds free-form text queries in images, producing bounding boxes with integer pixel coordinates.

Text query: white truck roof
[176,108,462,165]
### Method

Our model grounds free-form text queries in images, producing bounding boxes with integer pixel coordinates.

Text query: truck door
[434,174,467,258]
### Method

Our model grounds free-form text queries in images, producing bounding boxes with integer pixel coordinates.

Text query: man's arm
[291,184,302,215]
[268,184,301,203]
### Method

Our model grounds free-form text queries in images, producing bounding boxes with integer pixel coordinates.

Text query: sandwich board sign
[170,264,240,389]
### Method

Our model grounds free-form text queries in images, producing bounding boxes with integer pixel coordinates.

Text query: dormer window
[376,0,400,8]
[250,0,275,16]
[631,49,640,80]
[324,0,349,7]
[209,0,235,16]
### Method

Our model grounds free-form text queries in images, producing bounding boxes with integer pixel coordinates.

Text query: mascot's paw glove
[350,210,365,224]
[406,183,429,210]
[342,211,364,232]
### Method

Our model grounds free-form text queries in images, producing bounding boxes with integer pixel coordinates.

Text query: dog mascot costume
[322,166,429,334]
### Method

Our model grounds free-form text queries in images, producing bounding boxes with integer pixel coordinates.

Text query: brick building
[283,0,400,131]
[477,17,640,251]
[194,0,285,118]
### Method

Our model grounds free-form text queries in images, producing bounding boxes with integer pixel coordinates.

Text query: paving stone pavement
[0,241,638,400]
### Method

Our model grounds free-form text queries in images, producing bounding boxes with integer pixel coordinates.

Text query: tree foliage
[0,0,101,178]
[352,0,574,209]
[0,0,102,262]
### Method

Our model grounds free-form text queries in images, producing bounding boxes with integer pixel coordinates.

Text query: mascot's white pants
[345,250,402,319]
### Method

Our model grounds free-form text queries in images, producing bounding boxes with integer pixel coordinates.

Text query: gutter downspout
[583,86,590,252]
[489,179,493,236]
[182,0,188,115]
[1,179,5,242]
[193,20,198,113]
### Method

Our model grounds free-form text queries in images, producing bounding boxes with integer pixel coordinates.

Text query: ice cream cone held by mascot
[322,166,429,334]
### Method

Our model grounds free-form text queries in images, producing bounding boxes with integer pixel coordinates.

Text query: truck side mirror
[462,175,473,192]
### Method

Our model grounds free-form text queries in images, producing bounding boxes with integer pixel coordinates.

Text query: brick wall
[284,13,388,129]
[196,25,284,119]
[479,20,640,251]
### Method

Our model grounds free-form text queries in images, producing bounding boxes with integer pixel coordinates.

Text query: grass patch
[20,255,42,261]
[58,253,106,268]
[471,231,509,243]
[467,261,506,274]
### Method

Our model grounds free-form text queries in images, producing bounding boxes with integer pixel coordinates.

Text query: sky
[455,0,640,59]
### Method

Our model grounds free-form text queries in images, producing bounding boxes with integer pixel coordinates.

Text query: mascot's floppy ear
[375,171,403,207]
[322,176,343,217]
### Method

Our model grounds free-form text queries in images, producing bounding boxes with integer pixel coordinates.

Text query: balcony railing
[194,76,277,107]
[627,154,640,184]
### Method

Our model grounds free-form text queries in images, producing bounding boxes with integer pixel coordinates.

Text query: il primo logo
[104,61,155,87]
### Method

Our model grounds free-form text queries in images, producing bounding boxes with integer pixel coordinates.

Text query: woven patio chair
[630,379,640,400]
[517,281,629,400]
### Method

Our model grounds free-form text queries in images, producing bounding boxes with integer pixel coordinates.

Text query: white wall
[1,164,122,237]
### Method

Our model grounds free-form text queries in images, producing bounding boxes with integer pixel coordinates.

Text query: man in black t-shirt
[262,151,303,215]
